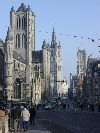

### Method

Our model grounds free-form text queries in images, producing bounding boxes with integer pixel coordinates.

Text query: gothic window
[19,18,21,29]
[22,16,26,29]
[22,34,24,48]
[18,34,20,47]
[24,17,26,29]
[17,18,19,30]
[17,17,21,30]
[24,35,27,48]
[14,60,15,68]
[22,17,24,29]
[16,35,18,47]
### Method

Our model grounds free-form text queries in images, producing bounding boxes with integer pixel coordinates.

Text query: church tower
[5,3,36,100]
[50,28,62,97]
[10,3,35,62]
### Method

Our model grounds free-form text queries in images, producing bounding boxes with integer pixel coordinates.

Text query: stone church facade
[0,3,63,104]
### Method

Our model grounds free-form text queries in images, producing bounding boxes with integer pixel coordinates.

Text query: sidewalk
[9,120,51,133]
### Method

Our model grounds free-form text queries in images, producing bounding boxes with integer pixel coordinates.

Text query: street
[10,107,100,133]
[36,108,100,133]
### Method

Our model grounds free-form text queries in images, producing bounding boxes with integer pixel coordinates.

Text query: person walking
[21,106,30,132]
[12,106,20,132]
[12,107,20,132]
[29,105,36,125]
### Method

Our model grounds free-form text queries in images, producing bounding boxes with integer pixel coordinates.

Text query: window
[16,34,18,47]
[24,17,26,29]
[17,17,21,30]
[19,18,21,29]
[17,18,18,30]
[24,35,27,48]
[16,34,20,48]
[14,60,15,68]
[22,34,24,48]
[22,16,26,29]
[18,34,20,47]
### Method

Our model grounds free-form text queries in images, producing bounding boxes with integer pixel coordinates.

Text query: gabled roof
[32,51,42,63]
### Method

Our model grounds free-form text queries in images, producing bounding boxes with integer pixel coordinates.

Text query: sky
[0,0,100,85]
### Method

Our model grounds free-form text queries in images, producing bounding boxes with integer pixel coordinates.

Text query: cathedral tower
[50,28,62,97]
[10,3,35,62]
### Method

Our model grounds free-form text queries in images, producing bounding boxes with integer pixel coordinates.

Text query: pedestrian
[29,105,36,125]
[5,107,11,131]
[12,106,20,132]
[21,106,30,132]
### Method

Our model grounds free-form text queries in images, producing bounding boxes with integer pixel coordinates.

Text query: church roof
[13,51,26,64]
[32,51,42,63]
[17,3,27,12]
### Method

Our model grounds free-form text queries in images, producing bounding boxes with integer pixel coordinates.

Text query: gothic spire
[43,39,46,46]
[11,6,15,12]
[51,28,57,47]
[6,27,13,41]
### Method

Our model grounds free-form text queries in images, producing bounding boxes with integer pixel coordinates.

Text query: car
[51,101,57,109]
[45,104,52,110]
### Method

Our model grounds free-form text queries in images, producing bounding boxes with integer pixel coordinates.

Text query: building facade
[84,58,100,103]
[0,3,63,104]
[77,49,86,96]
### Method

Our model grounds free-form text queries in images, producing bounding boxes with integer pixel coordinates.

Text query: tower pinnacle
[51,28,57,47]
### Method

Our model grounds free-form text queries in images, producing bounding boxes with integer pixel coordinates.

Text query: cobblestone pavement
[9,120,51,133]
[36,108,100,133]
[9,107,100,133]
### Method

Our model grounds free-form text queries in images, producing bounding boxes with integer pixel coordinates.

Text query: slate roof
[13,51,26,64]
[32,51,42,63]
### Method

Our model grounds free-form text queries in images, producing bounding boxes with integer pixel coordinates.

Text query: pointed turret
[11,6,15,12]
[51,28,57,47]
[6,27,13,41]
[27,5,32,11]
[42,39,46,48]
[58,41,61,47]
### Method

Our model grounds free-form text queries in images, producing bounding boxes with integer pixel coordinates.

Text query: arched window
[17,18,19,30]
[19,18,21,29]
[16,34,18,47]
[18,34,20,47]
[24,17,26,29]
[24,35,27,48]
[22,34,27,48]
[22,17,24,30]
[22,16,26,29]
[22,34,24,48]
[17,17,21,30]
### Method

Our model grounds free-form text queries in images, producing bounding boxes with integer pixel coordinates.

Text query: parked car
[45,103,52,110]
